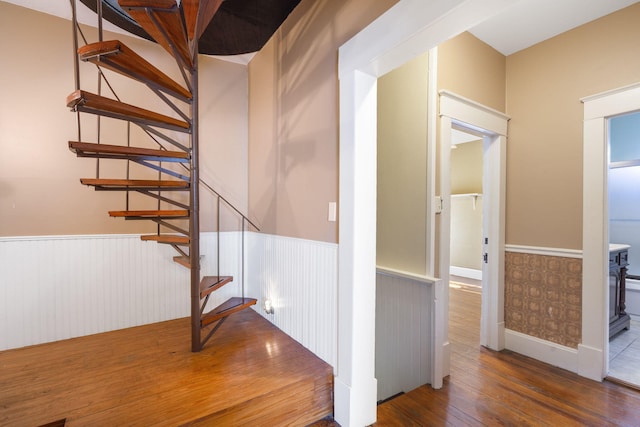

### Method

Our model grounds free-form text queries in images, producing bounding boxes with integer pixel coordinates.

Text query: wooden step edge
[173,256,191,268]
[66,90,190,132]
[70,141,189,160]
[80,178,189,189]
[141,234,189,245]
[108,209,189,218]
[199,276,233,299]
[78,40,192,102]
[201,297,257,327]
[119,0,192,69]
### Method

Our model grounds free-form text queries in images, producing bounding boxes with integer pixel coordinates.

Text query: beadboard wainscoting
[246,232,338,368]
[0,232,243,351]
[375,268,438,402]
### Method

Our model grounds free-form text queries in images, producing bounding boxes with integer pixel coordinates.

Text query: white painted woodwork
[439,90,509,353]
[337,1,516,424]
[375,268,442,401]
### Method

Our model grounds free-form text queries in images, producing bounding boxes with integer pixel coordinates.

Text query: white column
[335,69,378,427]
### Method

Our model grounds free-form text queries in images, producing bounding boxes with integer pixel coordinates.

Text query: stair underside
[81,178,189,191]
[70,141,189,162]
[200,275,233,299]
[201,297,257,327]
[141,234,189,245]
[78,40,192,102]
[109,209,189,219]
[67,90,190,132]
[182,0,224,40]
[119,0,192,69]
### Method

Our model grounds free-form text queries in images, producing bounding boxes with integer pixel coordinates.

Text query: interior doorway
[439,91,509,364]
[607,110,640,387]
[582,81,640,382]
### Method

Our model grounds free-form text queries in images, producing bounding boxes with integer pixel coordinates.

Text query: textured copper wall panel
[505,252,582,348]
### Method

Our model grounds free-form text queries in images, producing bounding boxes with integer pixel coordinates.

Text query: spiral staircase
[66,0,257,351]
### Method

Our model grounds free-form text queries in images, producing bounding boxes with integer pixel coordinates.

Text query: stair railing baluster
[242,217,245,300]
[217,195,220,282]
[97,0,103,42]
[190,54,201,352]
[70,0,80,92]
[70,0,82,143]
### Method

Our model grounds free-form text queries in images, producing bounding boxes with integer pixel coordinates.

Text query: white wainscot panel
[0,232,244,351]
[375,268,435,402]
[246,232,338,369]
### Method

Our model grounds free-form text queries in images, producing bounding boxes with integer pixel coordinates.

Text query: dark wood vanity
[609,244,631,337]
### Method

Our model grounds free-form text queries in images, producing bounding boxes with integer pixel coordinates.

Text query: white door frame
[336,1,515,425]
[439,91,509,363]
[581,82,640,381]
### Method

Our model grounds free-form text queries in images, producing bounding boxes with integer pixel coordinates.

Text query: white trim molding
[439,90,509,353]
[337,1,522,424]
[450,266,482,280]
[505,244,583,259]
[505,329,579,374]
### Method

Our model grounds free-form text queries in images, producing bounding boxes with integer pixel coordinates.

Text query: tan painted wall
[376,54,429,275]
[438,32,506,113]
[0,2,248,236]
[248,0,399,243]
[505,3,640,249]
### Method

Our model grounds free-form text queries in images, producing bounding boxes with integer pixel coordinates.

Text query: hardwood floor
[0,309,333,426]
[375,284,640,426]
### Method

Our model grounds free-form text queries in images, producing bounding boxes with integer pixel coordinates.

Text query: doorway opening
[439,91,509,364]
[448,128,484,356]
[607,110,640,387]
[582,81,640,382]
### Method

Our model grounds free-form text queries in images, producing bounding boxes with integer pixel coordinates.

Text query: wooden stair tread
[183,0,224,41]
[119,0,192,69]
[67,90,190,132]
[78,40,191,102]
[200,275,233,299]
[70,141,189,161]
[141,234,189,245]
[80,178,189,189]
[173,256,191,268]
[108,209,189,218]
[201,297,257,327]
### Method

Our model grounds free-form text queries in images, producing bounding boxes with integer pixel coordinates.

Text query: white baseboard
[505,329,578,373]
[449,266,482,280]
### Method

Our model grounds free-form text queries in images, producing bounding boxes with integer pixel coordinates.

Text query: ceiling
[2,0,638,59]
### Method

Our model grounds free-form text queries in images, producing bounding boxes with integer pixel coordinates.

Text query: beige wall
[451,139,483,194]
[505,3,640,249]
[376,54,429,274]
[0,2,248,236]
[248,0,398,243]
[438,32,506,113]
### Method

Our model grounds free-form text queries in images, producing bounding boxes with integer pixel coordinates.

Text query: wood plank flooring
[0,309,333,426]
[375,283,640,426]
